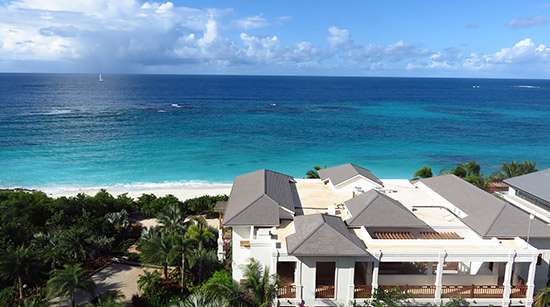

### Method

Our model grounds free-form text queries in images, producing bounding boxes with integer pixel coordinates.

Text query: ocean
[1,74,549,192]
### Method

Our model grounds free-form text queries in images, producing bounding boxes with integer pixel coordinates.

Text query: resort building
[217,165,550,306]
[502,169,550,223]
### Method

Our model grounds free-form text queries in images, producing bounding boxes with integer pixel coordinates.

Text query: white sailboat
[99,74,104,82]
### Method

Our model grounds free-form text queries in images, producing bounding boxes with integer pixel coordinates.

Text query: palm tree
[534,286,550,307]
[492,160,523,179]
[137,270,162,296]
[439,160,488,190]
[139,233,175,279]
[440,160,481,178]
[157,205,191,235]
[174,291,229,307]
[171,234,196,291]
[306,165,326,179]
[203,271,254,307]
[185,224,216,283]
[0,245,42,300]
[22,296,51,307]
[86,289,125,307]
[47,264,96,307]
[189,248,220,285]
[522,160,537,174]
[492,160,538,179]
[241,258,277,307]
[104,209,130,230]
[56,225,89,262]
[186,224,216,252]
[413,166,433,179]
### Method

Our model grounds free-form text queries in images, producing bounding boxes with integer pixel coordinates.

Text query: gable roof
[345,190,431,229]
[286,214,368,256]
[222,169,296,227]
[419,175,550,239]
[504,169,550,203]
[317,163,383,187]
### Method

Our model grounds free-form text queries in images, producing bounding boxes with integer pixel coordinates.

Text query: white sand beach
[46,183,233,201]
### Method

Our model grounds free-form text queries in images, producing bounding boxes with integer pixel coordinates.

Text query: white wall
[528,238,550,290]
[335,176,378,193]
[232,226,252,282]
[297,257,356,306]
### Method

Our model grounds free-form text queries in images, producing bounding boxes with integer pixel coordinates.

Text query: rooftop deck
[270,179,530,253]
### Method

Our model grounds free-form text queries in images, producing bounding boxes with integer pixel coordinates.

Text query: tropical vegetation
[306,165,326,179]
[412,159,538,190]
[0,189,228,306]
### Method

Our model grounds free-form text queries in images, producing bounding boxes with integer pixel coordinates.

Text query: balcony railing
[380,285,436,298]
[315,285,335,298]
[353,284,528,299]
[354,285,372,298]
[510,285,528,298]
[277,284,296,298]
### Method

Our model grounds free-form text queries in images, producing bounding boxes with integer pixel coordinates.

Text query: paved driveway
[73,263,159,306]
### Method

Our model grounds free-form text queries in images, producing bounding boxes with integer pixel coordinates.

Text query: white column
[502,251,516,306]
[434,251,445,304]
[296,259,303,303]
[371,260,379,290]
[348,260,356,302]
[526,253,538,306]
[366,262,373,284]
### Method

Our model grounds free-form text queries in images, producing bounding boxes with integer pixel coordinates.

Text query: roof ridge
[478,200,507,237]
[263,169,268,195]
[483,204,506,237]
[323,215,365,251]
[346,191,376,224]
[223,194,265,225]
[378,193,412,214]
[289,215,325,253]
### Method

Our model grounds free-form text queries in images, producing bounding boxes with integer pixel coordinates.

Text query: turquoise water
[1,74,549,191]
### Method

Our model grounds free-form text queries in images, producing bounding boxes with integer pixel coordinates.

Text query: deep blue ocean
[1,74,549,191]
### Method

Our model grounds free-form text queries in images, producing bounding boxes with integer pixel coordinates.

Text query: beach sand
[47,184,233,201]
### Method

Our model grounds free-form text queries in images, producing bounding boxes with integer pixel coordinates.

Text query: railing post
[470,284,474,298]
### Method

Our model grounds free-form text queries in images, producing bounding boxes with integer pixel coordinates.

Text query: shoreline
[28,183,233,201]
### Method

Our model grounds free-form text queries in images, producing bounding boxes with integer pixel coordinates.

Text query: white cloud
[506,15,548,29]
[1,1,550,76]
[240,33,280,61]
[232,15,270,30]
[327,26,352,50]
[488,38,550,64]
[385,41,431,62]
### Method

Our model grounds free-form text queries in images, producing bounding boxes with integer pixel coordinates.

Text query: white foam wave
[517,85,539,88]
[157,109,166,113]
[38,180,231,195]
[171,103,182,108]
[27,109,72,115]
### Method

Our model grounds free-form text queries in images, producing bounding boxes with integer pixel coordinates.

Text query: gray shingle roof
[286,214,368,256]
[317,163,383,187]
[345,190,431,229]
[222,169,296,227]
[214,201,227,213]
[504,169,550,203]
[419,175,550,239]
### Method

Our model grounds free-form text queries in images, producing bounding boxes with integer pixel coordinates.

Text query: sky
[1,0,550,78]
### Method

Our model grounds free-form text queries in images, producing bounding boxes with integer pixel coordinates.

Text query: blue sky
[1,0,550,78]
